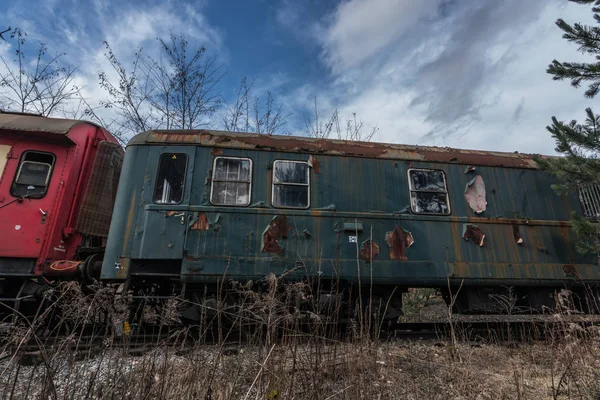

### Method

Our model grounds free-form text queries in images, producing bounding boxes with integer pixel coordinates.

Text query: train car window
[272,160,310,209]
[11,151,55,198]
[577,184,600,220]
[210,157,252,206]
[408,168,451,215]
[153,153,187,204]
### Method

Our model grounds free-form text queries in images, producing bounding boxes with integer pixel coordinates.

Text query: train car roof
[130,129,551,169]
[0,112,102,138]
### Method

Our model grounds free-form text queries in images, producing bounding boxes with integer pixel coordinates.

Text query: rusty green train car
[100,130,600,315]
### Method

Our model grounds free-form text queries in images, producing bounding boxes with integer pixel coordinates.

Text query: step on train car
[99,129,600,317]
[0,112,123,313]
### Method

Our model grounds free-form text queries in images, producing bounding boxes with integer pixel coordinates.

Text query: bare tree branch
[304,96,378,141]
[0,28,82,116]
[222,77,289,135]
[98,32,225,139]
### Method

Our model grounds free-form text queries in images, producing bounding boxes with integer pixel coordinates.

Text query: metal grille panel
[75,141,123,237]
[578,184,600,219]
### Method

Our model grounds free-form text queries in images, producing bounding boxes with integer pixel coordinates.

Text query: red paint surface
[0,116,120,275]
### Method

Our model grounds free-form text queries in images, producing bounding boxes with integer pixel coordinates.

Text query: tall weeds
[0,278,599,399]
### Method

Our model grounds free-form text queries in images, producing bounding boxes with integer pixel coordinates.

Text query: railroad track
[3,315,599,356]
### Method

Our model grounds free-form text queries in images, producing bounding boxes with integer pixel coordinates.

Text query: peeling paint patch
[308,155,321,173]
[465,165,476,174]
[190,213,209,230]
[386,226,414,260]
[262,215,291,255]
[465,175,487,214]
[512,224,523,244]
[211,148,223,156]
[359,240,379,261]
[463,224,485,247]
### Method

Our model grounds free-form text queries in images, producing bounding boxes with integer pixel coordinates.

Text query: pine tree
[536,0,600,255]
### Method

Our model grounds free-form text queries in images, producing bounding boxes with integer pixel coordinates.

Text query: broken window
[210,156,252,206]
[11,151,55,198]
[408,168,450,215]
[272,160,310,208]
[577,184,600,220]
[153,153,187,204]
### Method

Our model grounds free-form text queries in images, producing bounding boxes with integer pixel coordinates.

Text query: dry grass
[0,280,599,399]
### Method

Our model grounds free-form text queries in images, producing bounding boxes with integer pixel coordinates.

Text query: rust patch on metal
[190,213,209,230]
[211,147,223,156]
[465,175,487,214]
[359,240,379,261]
[538,244,549,255]
[562,264,581,279]
[116,257,130,280]
[122,190,137,256]
[308,155,321,173]
[262,215,291,255]
[386,226,414,260]
[463,224,485,247]
[131,129,547,169]
[512,224,523,244]
[165,211,178,217]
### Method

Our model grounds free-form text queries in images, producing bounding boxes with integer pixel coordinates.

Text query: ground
[1,325,599,399]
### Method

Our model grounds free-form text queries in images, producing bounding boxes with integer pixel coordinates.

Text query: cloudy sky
[0,0,597,155]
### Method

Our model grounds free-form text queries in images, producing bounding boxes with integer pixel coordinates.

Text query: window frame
[271,160,311,209]
[209,156,253,207]
[10,150,56,199]
[407,167,451,215]
[152,152,188,205]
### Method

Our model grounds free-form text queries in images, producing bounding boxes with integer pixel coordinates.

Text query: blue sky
[0,0,597,154]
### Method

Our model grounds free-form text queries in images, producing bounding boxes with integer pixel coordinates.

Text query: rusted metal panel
[463,224,485,246]
[512,224,523,244]
[190,213,209,230]
[262,215,291,255]
[101,137,600,288]
[127,129,546,169]
[359,240,379,261]
[386,226,414,260]
[308,155,321,173]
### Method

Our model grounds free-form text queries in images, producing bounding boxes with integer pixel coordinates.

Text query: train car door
[134,149,195,259]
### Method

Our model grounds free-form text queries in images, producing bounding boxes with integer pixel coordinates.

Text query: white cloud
[314,0,599,155]
[0,0,226,138]
[320,0,440,73]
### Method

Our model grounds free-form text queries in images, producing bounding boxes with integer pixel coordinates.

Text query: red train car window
[153,153,187,204]
[11,151,55,198]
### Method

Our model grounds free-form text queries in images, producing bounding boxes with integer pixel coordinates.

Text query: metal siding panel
[110,142,600,285]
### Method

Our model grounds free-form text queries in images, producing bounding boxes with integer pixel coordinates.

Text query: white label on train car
[349,236,357,243]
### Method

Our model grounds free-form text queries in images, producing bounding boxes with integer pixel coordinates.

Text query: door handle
[173,212,186,224]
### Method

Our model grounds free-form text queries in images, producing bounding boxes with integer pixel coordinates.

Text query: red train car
[0,112,122,303]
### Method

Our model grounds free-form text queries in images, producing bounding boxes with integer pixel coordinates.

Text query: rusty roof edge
[127,129,555,169]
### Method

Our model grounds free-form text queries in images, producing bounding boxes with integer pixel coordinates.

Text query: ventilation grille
[578,184,600,220]
[75,141,123,237]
